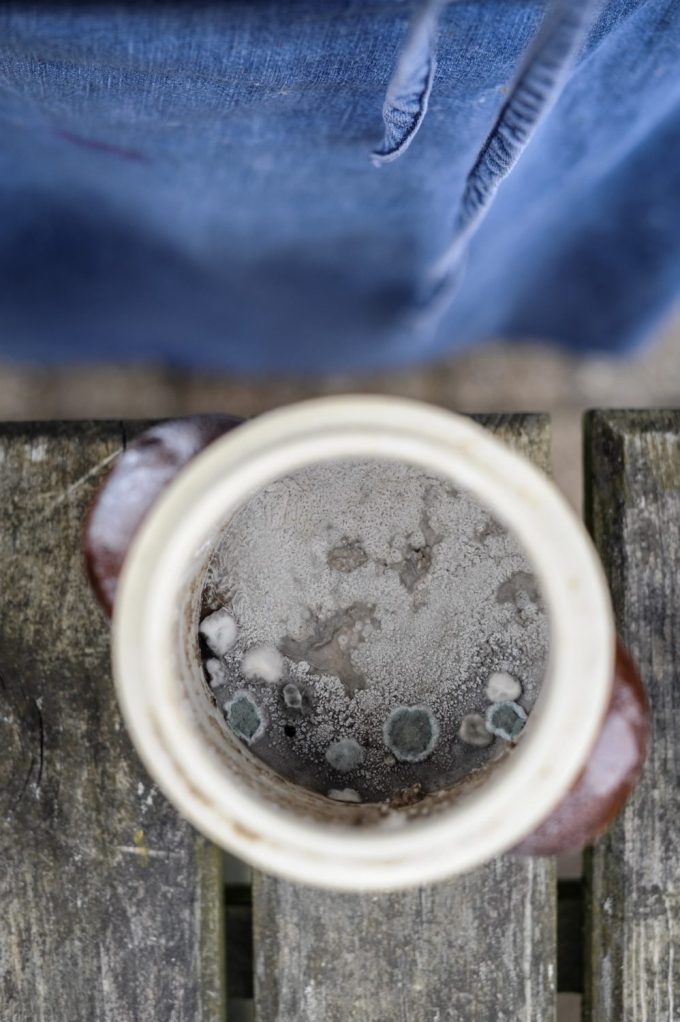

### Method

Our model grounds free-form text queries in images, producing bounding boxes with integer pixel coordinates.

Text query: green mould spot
[325,738,365,773]
[486,700,527,741]
[224,691,264,744]
[384,706,439,763]
[485,671,522,704]
[328,787,362,803]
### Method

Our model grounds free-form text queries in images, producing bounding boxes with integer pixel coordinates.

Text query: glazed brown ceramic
[514,642,649,855]
[84,415,242,616]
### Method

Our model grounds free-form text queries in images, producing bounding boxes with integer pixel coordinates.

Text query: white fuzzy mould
[204,658,227,690]
[485,671,523,703]
[242,643,284,683]
[325,738,365,773]
[459,713,494,747]
[199,608,238,656]
[328,788,362,803]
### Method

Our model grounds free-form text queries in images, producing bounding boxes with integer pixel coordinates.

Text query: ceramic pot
[84,398,648,890]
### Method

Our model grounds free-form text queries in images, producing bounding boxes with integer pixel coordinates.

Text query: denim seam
[371,0,445,166]
[417,0,605,329]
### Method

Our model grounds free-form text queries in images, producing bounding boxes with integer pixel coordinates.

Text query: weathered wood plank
[584,410,680,1021]
[253,413,557,1022]
[0,422,225,1022]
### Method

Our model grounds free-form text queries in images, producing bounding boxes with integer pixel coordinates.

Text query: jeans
[0,1,678,373]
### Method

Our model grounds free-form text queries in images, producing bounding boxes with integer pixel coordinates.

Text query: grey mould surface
[201,457,548,803]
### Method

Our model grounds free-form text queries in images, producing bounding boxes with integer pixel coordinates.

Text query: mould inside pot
[197,458,549,810]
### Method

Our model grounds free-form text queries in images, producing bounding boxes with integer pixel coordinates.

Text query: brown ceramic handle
[84,415,243,617]
[515,642,649,855]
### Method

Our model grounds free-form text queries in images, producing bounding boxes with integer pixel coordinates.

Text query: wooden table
[1,412,677,1021]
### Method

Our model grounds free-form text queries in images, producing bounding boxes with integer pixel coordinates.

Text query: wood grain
[253,413,557,1022]
[0,422,225,1022]
[584,410,680,1021]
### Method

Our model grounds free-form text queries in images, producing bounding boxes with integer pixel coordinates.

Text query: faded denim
[0,1,678,373]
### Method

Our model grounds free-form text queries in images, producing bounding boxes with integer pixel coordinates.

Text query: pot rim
[112,396,614,889]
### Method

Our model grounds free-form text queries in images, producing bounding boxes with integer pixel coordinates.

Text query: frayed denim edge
[371,0,444,166]
[424,0,605,307]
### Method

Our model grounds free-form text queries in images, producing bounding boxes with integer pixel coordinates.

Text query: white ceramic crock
[110,396,615,891]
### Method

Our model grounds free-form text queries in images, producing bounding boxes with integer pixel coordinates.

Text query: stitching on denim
[426,0,604,294]
[371,0,444,166]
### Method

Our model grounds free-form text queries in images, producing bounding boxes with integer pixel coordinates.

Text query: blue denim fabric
[0,1,678,372]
